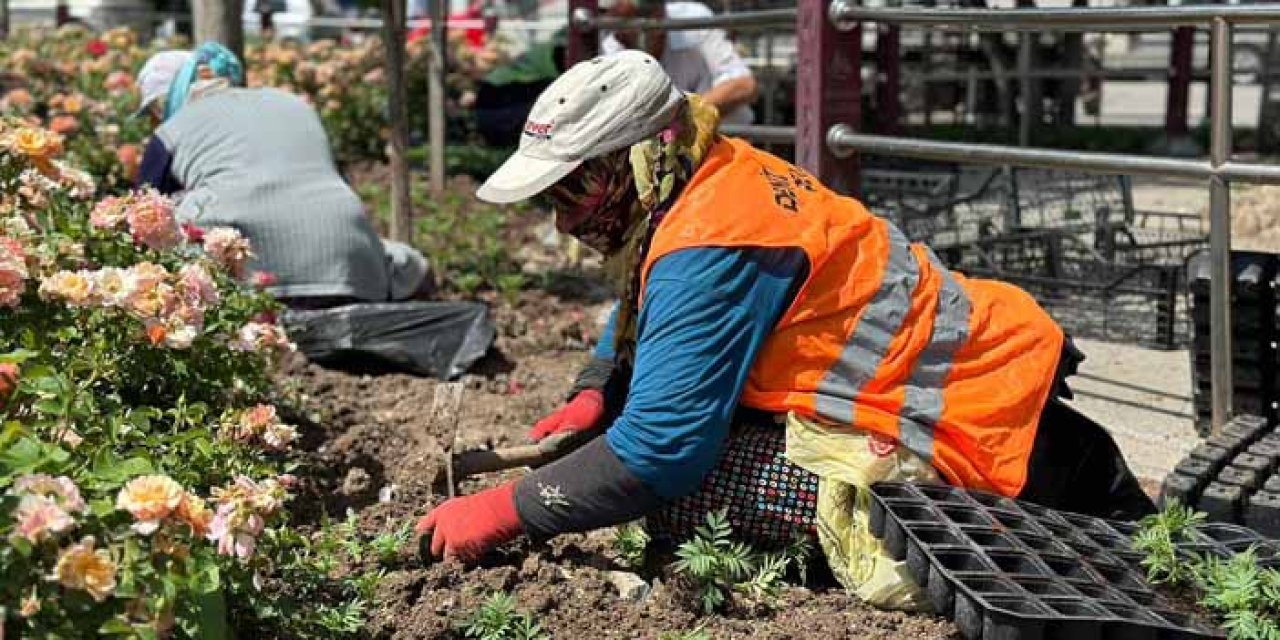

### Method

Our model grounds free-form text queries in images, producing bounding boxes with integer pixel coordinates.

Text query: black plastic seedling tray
[867,481,1254,640]
[1163,414,1280,536]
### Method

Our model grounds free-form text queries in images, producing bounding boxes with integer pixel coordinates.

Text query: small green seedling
[369,522,414,566]
[613,523,651,569]
[458,592,548,640]
[1133,501,1206,585]
[671,508,811,614]
[1134,503,1280,640]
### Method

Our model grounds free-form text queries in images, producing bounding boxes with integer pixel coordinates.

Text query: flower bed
[0,118,372,638]
[0,24,508,187]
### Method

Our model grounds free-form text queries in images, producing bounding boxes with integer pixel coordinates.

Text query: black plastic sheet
[282,301,496,380]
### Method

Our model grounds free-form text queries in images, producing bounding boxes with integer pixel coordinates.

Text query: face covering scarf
[545,94,721,371]
[542,148,639,255]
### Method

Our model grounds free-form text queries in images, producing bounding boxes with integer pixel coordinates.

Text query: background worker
[415,52,1155,595]
[134,44,432,308]
[601,0,758,125]
[472,29,569,147]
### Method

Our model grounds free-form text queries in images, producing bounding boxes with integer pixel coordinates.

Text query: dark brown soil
[283,285,959,639]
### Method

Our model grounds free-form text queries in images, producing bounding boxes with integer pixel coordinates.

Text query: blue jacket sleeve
[604,245,807,499]
[137,136,184,195]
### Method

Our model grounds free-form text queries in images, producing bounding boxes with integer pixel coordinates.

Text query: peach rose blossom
[116,475,183,535]
[52,536,117,602]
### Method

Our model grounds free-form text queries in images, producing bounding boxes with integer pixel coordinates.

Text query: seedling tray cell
[1217,466,1262,491]
[1198,483,1246,523]
[1244,491,1280,539]
[919,483,976,505]
[1014,533,1075,556]
[1043,556,1105,582]
[970,596,1052,640]
[986,549,1052,576]
[868,481,1230,640]
[1159,473,1200,508]
[944,505,1001,527]
[1233,451,1278,477]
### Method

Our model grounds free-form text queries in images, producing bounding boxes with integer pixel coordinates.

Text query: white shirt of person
[601,1,756,125]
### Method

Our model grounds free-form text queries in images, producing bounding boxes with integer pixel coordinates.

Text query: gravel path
[1067,338,1198,485]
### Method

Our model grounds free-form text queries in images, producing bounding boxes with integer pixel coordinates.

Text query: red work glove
[415,482,522,562]
[528,389,605,442]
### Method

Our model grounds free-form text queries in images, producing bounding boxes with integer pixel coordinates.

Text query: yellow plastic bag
[785,411,943,612]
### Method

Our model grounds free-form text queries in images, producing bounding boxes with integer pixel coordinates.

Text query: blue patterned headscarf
[163,42,245,121]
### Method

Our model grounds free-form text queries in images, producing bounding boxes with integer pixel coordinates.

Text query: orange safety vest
[641,138,1064,496]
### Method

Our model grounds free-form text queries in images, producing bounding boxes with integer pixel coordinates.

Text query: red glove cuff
[529,389,606,441]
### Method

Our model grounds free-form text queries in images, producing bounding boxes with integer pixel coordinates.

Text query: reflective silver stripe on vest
[897,249,973,462]
[814,224,920,425]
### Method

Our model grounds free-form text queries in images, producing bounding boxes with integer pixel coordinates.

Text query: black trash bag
[281,301,496,380]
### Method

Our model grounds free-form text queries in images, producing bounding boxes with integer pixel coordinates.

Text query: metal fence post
[798,0,861,195]
[568,0,600,65]
[1166,26,1195,146]
[1209,16,1235,434]
[876,24,902,134]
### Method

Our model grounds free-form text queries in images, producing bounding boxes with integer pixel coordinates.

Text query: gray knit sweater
[157,88,399,301]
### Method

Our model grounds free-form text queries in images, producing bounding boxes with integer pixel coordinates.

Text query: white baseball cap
[133,50,192,118]
[476,50,685,204]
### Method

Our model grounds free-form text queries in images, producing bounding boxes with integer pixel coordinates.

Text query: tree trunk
[428,0,446,195]
[382,0,413,243]
[193,0,245,62]
[0,0,9,40]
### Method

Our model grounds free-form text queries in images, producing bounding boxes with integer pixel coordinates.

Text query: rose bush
[0,25,159,195]
[0,118,367,639]
[1,25,510,176]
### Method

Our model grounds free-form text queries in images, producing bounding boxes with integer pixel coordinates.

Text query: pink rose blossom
[230,321,295,354]
[104,71,134,94]
[0,237,28,308]
[262,422,298,451]
[251,271,277,289]
[12,495,75,543]
[13,474,85,512]
[89,196,128,229]
[202,227,253,277]
[181,223,205,244]
[126,191,181,250]
[177,264,219,309]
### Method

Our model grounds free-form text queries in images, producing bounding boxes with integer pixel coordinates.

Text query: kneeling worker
[416,51,1154,607]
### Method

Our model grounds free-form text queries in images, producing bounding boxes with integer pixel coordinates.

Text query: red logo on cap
[523,120,553,140]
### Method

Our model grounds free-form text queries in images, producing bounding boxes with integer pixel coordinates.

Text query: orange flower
[5,127,63,161]
[117,144,140,182]
[175,492,213,538]
[145,322,167,346]
[0,363,18,407]
[62,95,83,115]
[48,116,78,136]
[116,475,183,535]
[52,536,117,602]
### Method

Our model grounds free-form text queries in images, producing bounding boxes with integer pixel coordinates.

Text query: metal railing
[572,0,1280,435]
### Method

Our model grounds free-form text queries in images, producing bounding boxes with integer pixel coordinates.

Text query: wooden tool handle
[450,428,602,479]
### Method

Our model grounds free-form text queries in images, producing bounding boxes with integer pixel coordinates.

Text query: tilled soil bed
[284,289,959,639]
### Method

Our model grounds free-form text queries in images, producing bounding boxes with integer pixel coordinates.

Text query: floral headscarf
[163,42,245,122]
[544,94,721,371]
